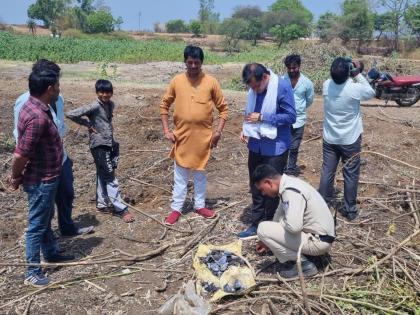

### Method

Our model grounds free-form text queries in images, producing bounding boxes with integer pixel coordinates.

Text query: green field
[0,32,280,64]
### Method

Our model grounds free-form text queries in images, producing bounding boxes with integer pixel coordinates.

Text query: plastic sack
[158,281,211,315]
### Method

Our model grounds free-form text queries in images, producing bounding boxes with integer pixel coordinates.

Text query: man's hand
[240,131,249,144]
[256,241,269,255]
[88,126,98,134]
[7,175,22,191]
[350,60,364,78]
[164,130,175,144]
[210,131,222,149]
[245,112,262,123]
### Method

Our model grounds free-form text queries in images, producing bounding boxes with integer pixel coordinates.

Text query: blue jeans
[24,179,60,277]
[56,158,78,236]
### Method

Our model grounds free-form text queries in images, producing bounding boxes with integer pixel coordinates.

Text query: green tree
[27,19,37,35]
[198,0,220,34]
[270,0,313,23]
[189,20,203,37]
[340,0,373,48]
[270,24,306,46]
[232,5,263,20]
[405,3,420,40]
[372,12,394,40]
[231,6,263,45]
[219,18,248,52]
[85,9,120,33]
[165,19,188,33]
[27,0,71,28]
[379,0,413,50]
[316,12,338,41]
[265,0,313,44]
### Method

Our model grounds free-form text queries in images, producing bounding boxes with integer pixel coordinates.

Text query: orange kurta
[160,72,228,170]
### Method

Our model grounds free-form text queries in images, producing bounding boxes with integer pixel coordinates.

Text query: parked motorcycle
[367,63,420,107]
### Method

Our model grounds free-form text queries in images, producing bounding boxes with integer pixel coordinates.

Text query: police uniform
[257,174,335,263]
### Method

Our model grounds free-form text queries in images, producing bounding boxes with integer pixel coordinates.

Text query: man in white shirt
[282,54,314,176]
[319,57,375,220]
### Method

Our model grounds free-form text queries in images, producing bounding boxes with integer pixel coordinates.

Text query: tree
[339,0,373,47]
[85,9,120,33]
[270,0,313,23]
[198,0,220,34]
[231,6,263,45]
[27,0,71,28]
[372,12,394,40]
[379,0,412,50]
[317,12,339,41]
[270,24,306,46]
[264,0,313,43]
[27,19,37,35]
[219,18,248,52]
[405,3,420,40]
[165,19,188,33]
[189,20,203,37]
[232,5,263,20]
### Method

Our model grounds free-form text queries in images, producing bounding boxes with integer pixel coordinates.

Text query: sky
[1,0,343,31]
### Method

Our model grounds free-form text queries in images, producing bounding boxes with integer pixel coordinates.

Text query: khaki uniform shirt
[274,174,335,237]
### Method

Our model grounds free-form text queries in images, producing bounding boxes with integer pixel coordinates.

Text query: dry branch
[296,241,311,314]
[0,244,170,268]
[178,215,219,257]
[130,178,172,194]
[343,150,420,172]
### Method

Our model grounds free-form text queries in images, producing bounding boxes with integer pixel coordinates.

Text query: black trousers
[318,136,361,213]
[285,125,305,174]
[90,143,119,182]
[248,150,289,226]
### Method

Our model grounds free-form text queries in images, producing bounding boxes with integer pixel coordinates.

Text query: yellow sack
[193,240,256,301]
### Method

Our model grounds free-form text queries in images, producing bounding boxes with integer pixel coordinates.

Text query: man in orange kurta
[160,45,228,225]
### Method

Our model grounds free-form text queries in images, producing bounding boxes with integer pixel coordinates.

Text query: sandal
[116,210,135,223]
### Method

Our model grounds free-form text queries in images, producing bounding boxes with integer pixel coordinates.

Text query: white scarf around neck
[242,70,278,139]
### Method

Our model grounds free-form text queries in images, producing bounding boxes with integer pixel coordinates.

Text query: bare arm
[8,153,29,190]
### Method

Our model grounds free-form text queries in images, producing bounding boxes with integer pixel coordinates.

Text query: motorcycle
[367,63,420,107]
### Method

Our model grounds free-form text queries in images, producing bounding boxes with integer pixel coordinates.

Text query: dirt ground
[0,60,419,314]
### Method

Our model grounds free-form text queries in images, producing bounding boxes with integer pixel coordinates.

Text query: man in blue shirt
[319,57,375,221]
[14,60,94,237]
[238,63,296,238]
[282,55,314,176]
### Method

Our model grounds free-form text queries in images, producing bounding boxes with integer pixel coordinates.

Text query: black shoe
[279,260,318,278]
[45,253,75,263]
[345,211,358,221]
[62,226,95,237]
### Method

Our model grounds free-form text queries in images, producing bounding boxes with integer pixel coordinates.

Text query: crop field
[0,32,419,314]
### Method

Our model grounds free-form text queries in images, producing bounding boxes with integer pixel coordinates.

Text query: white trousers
[96,176,127,213]
[171,162,207,212]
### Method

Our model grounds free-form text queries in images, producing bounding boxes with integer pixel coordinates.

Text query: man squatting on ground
[255,164,335,278]
[13,59,94,237]
[282,54,314,176]
[66,79,135,223]
[160,45,228,225]
[9,61,76,287]
[238,63,296,238]
[319,58,375,221]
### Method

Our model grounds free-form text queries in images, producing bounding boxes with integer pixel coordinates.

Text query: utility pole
[138,11,141,32]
